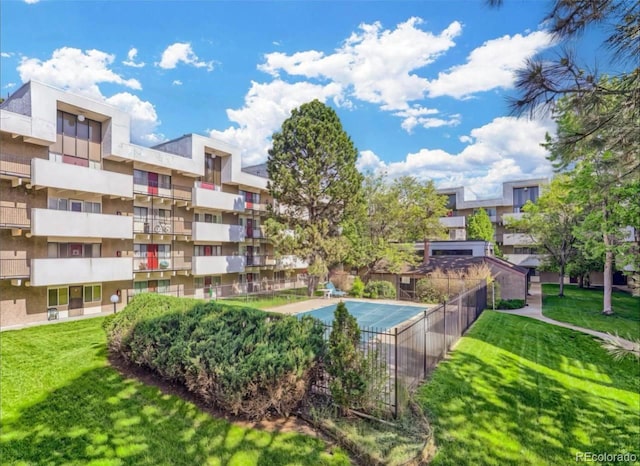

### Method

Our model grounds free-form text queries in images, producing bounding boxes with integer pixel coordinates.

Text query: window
[83,284,101,303]
[195,212,219,223]
[134,206,148,221]
[47,243,101,258]
[48,197,100,213]
[48,287,69,307]
[158,174,171,189]
[194,245,221,256]
[195,276,221,289]
[134,169,148,186]
[513,187,539,212]
[134,281,147,294]
[446,194,456,210]
[55,111,102,163]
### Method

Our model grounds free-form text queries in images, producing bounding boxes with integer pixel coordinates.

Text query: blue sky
[0,1,612,198]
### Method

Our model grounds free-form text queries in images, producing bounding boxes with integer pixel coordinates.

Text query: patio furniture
[325,282,347,298]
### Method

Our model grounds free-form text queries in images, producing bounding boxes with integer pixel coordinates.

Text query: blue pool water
[297,300,425,330]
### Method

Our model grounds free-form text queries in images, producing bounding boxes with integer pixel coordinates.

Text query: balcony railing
[133,254,192,272]
[0,153,31,178]
[0,258,30,279]
[0,206,30,229]
[172,184,192,202]
[133,216,173,235]
[174,219,192,236]
[245,254,275,267]
[244,227,266,240]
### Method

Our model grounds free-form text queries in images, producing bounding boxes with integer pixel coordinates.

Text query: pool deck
[267,297,428,316]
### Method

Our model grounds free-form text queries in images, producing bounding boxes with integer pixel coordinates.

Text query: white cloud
[3,83,16,89]
[24,0,39,3]
[18,47,141,100]
[426,31,553,99]
[259,18,462,111]
[123,47,145,68]
[393,106,460,133]
[1,52,13,58]
[357,115,556,197]
[208,79,343,166]
[105,92,164,145]
[158,42,214,71]
[17,47,161,145]
[172,80,183,86]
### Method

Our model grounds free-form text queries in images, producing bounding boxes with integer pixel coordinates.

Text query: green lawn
[0,318,349,466]
[542,284,640,340]
[416,311,640,466]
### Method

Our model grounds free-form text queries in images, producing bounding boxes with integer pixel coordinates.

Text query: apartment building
[436,179,548,274]
[0,81,306,328]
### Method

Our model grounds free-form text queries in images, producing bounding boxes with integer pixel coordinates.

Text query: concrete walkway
[496,283,639,352]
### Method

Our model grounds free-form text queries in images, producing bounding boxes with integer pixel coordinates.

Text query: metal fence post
[394,326,398,418]
[443,301,447,355]
[423,310,427,378]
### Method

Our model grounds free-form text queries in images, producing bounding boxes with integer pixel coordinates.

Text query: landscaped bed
[542,283,640,339]
[416,310,640,465]
[0,316,349,465]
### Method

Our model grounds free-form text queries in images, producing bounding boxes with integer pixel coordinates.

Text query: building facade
[436,179,548,275]
[0,81,306,328]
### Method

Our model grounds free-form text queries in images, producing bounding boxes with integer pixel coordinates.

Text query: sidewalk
[496,283,639,352]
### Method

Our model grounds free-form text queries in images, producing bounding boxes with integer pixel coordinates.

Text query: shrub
[327,302,387,414]
[350,276,365,298]
[415,278,447,303]
[496,299,525,309]
[105,294,325,418]
[364,280,396,299]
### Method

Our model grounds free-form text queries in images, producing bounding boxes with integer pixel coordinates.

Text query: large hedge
[105,294,325,418]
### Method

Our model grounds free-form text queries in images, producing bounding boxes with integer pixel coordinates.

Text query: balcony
[245,255,276,267]
[503,233,535,246]
[30,257,133,286]
[192,222,244,242]
[134,181,173,199]
[439,216,465,228]
[505,254,541,267]
[244,201,268,213]
[192,255,245,275]
[0,258,30,279]
[0,153,31,179]
[31,158,133,198]
[276,255,308,270]
[32,208,132,239]
[133,254,192,272]
[502,212,524,225]
[0,206,30,229]
[192,182,245,213]
[133,216,173,236]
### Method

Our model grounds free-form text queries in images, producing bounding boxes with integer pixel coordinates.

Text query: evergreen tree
[266,100,364,295]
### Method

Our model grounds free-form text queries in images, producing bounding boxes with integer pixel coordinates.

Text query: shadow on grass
[0,365,347,466]
[417,312,640,466]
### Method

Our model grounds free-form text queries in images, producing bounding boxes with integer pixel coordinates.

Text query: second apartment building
[436,179,548,274]
[0,81,306,328]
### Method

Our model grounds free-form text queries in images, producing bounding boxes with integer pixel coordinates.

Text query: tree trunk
[578,275,584,288]
[603,246,614,315]
[559,264,565,297]
[307,275,319,297]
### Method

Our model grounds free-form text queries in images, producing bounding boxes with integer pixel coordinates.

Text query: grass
[0,318,350,466]
[542,284,640,340]
[416,311,640,466]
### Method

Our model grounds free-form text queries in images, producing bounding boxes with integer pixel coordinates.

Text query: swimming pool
[297,300,425,330]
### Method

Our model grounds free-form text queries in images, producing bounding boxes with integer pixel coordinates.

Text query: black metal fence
[124,277,309,304]
[314,281,488,417]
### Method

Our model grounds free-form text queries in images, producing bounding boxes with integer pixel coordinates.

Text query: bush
[327,302,387,414]
[351,276,365,298]
[415,278,448,303]
[496,299,525,309]
[105,294,325,419]
[364,280,396,299]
